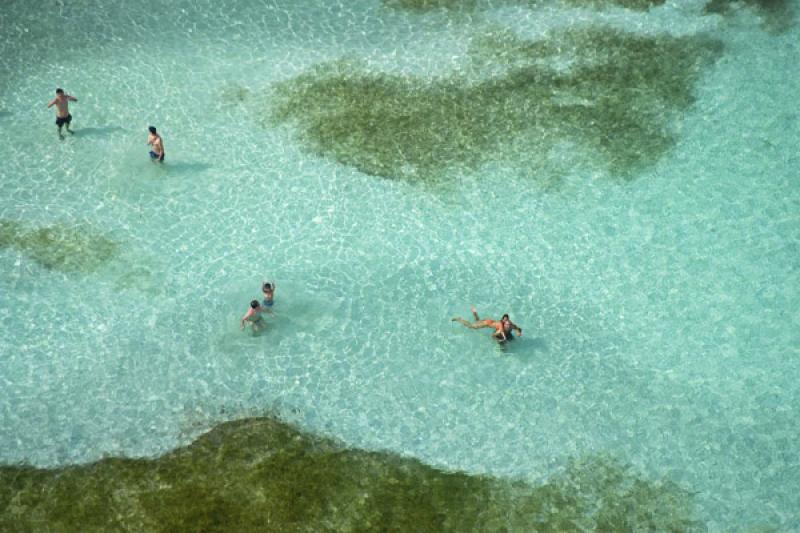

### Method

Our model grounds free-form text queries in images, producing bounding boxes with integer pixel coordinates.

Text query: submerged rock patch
[561,0,665,9]
[270,28,721,183]
[383,0,477,10]
[383,0,665,12]
[0,415,702,531]
[0,219,118,273]
[704,0,795,34]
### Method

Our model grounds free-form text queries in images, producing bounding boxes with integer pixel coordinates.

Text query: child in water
[261,281,276,314]
[241,300,267,333]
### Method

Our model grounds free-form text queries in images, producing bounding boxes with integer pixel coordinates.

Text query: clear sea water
[1,0,798,530]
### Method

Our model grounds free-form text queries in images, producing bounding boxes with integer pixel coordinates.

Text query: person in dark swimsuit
[452,306,521,342]
[499,313,522,342]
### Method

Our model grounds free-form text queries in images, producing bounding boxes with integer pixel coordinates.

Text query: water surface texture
[0,0,798,530]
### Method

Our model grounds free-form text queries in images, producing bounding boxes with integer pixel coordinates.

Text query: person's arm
[492,328,507,341]
[47,98,56,108]
[240,309,252,330]
[511,321,522,336]
[67,95,77,102]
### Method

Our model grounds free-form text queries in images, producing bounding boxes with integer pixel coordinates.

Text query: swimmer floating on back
[241,300,267,333]
[452,305,522,343]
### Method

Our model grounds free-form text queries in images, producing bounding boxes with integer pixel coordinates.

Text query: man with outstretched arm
[47,88,77,139]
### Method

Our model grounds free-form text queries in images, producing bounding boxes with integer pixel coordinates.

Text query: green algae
[0,219,118,273]
[383,0,477,11]
[383,0,664,12]
[113,265,160,294]
[0,415,704,532]
[704,0,795,34]
[562,0,665,10]
[220,84,252,106]
[270,28,721,183]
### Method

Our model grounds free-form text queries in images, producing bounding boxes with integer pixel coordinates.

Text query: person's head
[501,314,510,323]
[250,300,260,309]
[263,283,272,292]
[55,88,64,95]
[148,126,157,135]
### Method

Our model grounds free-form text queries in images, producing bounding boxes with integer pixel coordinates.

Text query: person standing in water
[452,305,522,343]
[241,300,267,333]
[147,126,165,162]
[47,88,77,139]
[261,281,276,314]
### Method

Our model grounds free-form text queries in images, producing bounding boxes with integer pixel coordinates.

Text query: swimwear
[55,114,72,127]
[248,314,264,325]
[494,327,513,343]
[149,150,165,162]
[496,334,513,344]
[262,298,273,308]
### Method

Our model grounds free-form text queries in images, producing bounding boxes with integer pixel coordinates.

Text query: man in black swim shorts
[147,126,165,162]
[47,88,78,139]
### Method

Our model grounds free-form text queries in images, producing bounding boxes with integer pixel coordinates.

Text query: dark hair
[55,88,64,94]
[148,126,157,134]
[250,300,260,309]
[502,314,509,320]
[263,283,272,291]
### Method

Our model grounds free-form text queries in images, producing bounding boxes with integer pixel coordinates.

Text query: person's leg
[65,115,73,134]
[56,119,64,139]
[252,317,266,333]
[451,317,492,329]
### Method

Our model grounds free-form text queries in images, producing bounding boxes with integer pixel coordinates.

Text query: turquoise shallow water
[1,0,798,530]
